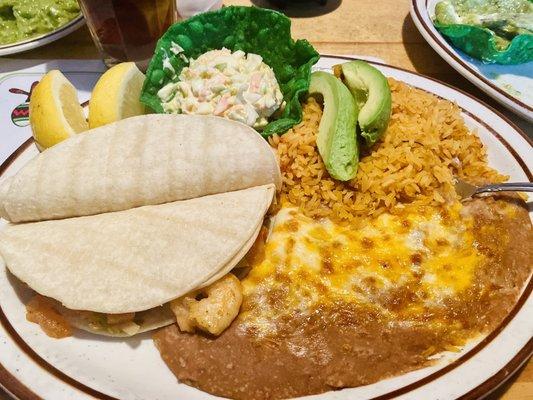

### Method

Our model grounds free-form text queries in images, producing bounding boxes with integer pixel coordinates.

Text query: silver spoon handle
[475,182,533,195]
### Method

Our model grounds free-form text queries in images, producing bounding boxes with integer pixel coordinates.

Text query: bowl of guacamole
[0,0,81,48]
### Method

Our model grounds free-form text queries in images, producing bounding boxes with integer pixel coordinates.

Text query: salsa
[0,0,80,45]
[26,294,72,339]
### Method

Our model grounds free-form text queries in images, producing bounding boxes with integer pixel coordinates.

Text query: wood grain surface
[1,0,531,399]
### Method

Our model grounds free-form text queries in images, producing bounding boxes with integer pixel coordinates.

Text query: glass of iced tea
[77,0,176,70]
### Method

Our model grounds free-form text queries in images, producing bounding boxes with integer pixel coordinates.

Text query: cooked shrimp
[170,274,243,336]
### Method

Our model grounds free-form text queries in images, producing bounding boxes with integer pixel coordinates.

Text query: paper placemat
[0,60,106,162]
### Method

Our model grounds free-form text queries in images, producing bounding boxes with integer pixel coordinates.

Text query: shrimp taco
[0,114,280,337]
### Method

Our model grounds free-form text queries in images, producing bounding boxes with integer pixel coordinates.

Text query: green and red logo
[9,81,39,127]
[9,81,90,128]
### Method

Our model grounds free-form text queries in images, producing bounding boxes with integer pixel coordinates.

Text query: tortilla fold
[0,114,281,223]
[0,185,275,314]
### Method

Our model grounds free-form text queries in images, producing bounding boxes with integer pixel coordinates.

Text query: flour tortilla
[56,225,262,336]
[21,224,264,338]
[199,222,262,289]
[0,114,281,223]
[0,185,275,314]
[80,224,264,337]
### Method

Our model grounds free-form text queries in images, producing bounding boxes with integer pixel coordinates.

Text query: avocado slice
[334,61,392,147]
[309,71,359,181]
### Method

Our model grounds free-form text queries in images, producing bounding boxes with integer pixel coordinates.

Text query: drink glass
[77,0,176,70]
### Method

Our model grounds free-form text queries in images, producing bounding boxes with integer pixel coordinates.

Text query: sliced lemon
[88,62,146,129]
[29,70,88,150]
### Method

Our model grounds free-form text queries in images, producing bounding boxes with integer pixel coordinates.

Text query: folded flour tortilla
[60,221,265,337]
[0,185,275,314]
[0,114,281,336]
[0,114,281,223]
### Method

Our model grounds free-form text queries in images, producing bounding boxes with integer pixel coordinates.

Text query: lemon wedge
[88,62,146,129]
[29,70,88,151]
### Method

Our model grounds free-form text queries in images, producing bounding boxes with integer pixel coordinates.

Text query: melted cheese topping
[239,203,484,337]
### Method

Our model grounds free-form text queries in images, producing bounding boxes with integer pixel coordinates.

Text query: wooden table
[4,0,532,399]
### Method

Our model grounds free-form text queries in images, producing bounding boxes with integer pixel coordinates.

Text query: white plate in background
[410,0,533,122]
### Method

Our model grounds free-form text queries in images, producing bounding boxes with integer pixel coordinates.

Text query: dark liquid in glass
[78,0,175,69]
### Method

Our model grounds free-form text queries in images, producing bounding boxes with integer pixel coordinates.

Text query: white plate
[0,56,531,400]
[0,16,85,57]
[410,0,533,122]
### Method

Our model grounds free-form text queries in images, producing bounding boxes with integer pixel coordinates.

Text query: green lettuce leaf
[434,23,533,64]
[140,6,319,136]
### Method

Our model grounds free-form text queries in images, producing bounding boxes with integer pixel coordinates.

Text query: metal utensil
[454,178,533,200]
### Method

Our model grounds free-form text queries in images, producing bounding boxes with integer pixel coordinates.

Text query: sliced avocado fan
[334,61,392,147]
[309,71,358,181]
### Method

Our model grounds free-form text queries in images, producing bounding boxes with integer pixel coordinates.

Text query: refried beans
[153,197,532,400]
